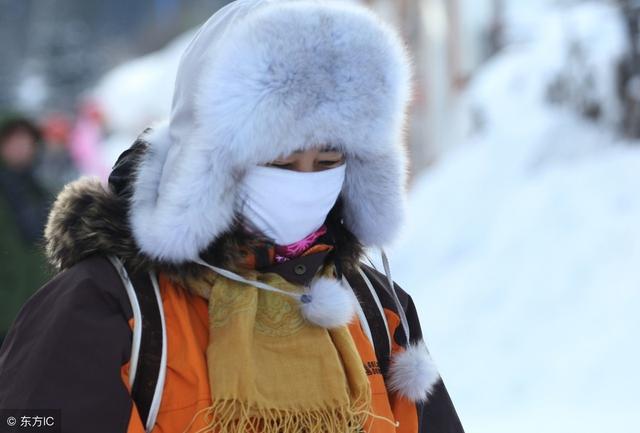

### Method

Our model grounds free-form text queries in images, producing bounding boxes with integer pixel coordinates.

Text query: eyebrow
[292,146,341,154]
[321,146,341,153]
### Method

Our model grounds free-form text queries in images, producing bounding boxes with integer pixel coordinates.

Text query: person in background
[0,116,51,348]
[68,100,109,179]
[35,113,80,194]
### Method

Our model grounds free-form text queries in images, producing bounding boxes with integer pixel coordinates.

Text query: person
[67,100,109,179]
[35,112,80,193]
[0,116,51,347]
[0,1,464,433]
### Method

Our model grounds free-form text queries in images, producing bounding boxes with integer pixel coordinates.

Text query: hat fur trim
[130,0,413,262]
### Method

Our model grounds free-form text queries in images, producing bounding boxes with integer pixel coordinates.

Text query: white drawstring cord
[192,257,311,303]
[193,254,406,337]
[380,249,411,342]
[193,257,357,330]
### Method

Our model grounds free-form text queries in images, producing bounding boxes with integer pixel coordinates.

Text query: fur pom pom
[300,277,357,329]
[387,341,440,403]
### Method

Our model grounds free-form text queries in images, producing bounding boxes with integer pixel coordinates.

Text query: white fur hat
[131,0,413,263]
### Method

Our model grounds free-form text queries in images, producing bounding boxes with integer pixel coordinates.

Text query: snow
[386,2,640,432]
[91,30,195,159]
[92,30,194,135]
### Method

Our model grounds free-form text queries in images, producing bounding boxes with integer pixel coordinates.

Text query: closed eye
[317,159,343,166]
[316,153,345,167]
[267,161,294,168]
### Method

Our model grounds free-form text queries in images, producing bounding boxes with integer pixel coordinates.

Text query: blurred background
[1,0,638,431]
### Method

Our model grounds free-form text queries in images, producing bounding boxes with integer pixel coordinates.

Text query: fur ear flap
[387,341,440,403]
[300,277,358,329]
[129,122,238,263]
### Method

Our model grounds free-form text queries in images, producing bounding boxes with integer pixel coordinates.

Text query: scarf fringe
[181,394,395,433]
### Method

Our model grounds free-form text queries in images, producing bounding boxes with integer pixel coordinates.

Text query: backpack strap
[344,264,393,377]
[108,256,167,433]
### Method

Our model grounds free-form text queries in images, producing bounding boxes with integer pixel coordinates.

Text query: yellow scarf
[182,262,373,433]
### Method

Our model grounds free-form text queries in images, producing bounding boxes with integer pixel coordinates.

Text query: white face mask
[237,163,347,245]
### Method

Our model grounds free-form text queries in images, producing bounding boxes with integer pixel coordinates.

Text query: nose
[293,159,316,172]
[292,151,318,172]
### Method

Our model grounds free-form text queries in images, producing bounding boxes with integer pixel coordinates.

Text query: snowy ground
[386,3,640,432]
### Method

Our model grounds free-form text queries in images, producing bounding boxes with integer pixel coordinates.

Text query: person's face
[264,146,345,172]
[0,130,38,170]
